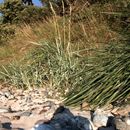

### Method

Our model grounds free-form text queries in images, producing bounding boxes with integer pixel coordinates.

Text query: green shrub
[0,0,48,24]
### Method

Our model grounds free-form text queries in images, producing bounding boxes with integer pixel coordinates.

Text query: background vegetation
[0,0,130,108]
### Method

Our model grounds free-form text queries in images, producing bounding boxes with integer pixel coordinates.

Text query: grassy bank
[0,1,130,108]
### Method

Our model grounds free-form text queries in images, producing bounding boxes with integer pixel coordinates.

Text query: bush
[0,0,48,24]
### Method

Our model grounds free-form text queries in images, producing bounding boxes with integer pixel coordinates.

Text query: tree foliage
[0,0,46,24]
[0,0,50,44]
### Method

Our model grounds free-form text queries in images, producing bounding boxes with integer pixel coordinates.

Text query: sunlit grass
[0,1,129,107]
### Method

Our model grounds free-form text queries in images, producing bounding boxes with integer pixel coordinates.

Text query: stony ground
[0,85,129,130]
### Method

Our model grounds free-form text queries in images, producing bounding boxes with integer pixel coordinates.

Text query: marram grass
[64,42,130,108]
[0,42,129,107]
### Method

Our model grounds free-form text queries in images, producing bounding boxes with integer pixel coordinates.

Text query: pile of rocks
[31,106,130,130]
[0,86,129,130]
[0,86,61,129]
[32,106,94,130]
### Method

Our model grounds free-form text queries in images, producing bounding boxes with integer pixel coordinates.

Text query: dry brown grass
[0,3,122,65]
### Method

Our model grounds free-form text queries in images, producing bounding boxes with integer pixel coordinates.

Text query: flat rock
[0,107,11,113]
[19,111,32,117]
[115,117,130,130]
[0,115,10,123]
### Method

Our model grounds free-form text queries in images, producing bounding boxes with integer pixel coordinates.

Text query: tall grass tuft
[64,42,130,108]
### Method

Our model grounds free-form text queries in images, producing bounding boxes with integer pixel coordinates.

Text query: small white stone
[93,109,110,127]
[126,117,130,125]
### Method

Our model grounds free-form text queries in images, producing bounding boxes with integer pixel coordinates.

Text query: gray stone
[115,115,130,130]
[0,107,12,113]
[2,122,12,129]
[31,124,55,130]
[98,126,115,130]
[0,123,3,128]
[25,95,32,103]
[124,114,130,125]
[75,116,94,130]
[115,118,127,130]
[0,96,8,101]
[4,91,12,98]
[93,109,109,127]
[19,111,32,117]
